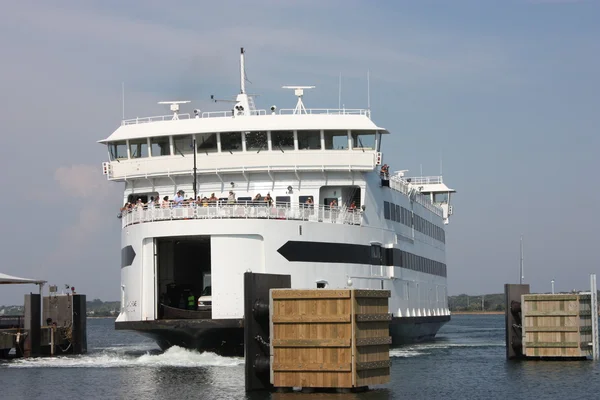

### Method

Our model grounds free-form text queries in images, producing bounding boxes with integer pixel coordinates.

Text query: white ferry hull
[115,214,450,355]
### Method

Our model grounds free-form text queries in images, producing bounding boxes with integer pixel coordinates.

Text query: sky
[0,0,599,304]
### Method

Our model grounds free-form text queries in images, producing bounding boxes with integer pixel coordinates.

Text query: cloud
[48,164,122,266]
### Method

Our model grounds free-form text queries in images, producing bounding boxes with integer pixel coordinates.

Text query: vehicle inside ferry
[155,236,211,319]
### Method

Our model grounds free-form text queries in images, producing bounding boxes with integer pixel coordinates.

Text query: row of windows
[395,250,447,278]
[109,130,381,160]
[383,201,445,243]
[376,247,447,277]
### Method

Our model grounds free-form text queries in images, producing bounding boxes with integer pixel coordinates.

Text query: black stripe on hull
[115,315,450,356]
[277,240,447,277]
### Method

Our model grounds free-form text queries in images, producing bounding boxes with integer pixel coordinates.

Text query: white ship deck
[120,202,362,228]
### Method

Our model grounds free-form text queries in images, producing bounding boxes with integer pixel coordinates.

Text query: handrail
[122,114,192,125]
[388,176,443,217]
[404,176,443,185]
[278,108,368,116]
[120,108,369,125]
[120,202,362,228]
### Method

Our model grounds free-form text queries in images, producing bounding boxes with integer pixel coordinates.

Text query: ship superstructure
[100,49,456,355]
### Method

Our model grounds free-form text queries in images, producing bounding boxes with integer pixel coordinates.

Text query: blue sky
[0,0,599,303]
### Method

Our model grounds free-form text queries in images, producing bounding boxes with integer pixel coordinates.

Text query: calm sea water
[1,315,599,399]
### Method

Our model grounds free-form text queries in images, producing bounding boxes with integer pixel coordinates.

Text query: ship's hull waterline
[116,315,450,356]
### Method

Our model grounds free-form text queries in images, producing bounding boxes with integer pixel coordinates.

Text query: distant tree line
[449,294,505,312]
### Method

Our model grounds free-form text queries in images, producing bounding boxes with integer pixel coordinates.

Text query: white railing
[121,107,368,125]
[278,108,368,116]
[388,176,443,217]
[120,202,362,228]
[404,176,443,185]
[122,114,192,125]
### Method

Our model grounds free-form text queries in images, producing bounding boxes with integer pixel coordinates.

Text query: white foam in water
[6,346,244,368]
[389,349,428,358]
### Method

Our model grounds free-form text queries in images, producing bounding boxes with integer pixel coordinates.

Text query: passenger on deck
[202,197,209,207]
[253,193,262,202]
[349,201,357,210]
[135,198,144,211]
[264,193,273,206]
[228,190,236,204]
[380,164,389,179]
[209,193,218,203]
[162,196,170,208]
[174,190,185,207]
[148,196,155,209]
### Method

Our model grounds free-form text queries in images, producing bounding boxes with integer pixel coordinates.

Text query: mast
[520,235,524,284]
[240,47,246,94]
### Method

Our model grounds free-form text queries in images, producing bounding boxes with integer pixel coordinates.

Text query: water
[1,315,599,399]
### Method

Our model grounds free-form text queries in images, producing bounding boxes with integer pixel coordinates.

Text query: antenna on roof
[121,82,125,120]
[282,86,315,115]
[338,73,342,109]
[240,47,246,95]
[158,101,190,120]
[367,70,371,118]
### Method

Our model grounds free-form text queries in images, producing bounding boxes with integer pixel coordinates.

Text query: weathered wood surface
[522,293,593,358]
[270,288,391,389]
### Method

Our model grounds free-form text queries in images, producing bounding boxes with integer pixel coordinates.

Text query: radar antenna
[158,101,190,120]
[282,86,315,114]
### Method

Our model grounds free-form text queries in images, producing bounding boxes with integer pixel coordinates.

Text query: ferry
[100,49,456,355]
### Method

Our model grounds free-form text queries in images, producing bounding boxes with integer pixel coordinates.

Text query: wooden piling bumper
[269,288,391,390]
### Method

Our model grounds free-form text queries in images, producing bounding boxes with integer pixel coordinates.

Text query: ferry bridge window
[173,135,195,155]
[271,130,294,151]
[275,196,291,206]
[129,138,148,158]
[245,131,267,152]
[299,195,314,206]
[196,132,218,153]
[221,132,242,153]
[395,205,401,223]
[390,203,396,221]
[298,130,321,150]
[383,201,390,219]
[109,141,128,160]
[324,130,348,150]
[237,197,252,205]
[151,136,171,157]
[127,192,159,204]
[434,193,449,203]
[351,130,376,150]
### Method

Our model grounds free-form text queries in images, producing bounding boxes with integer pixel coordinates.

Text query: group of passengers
[120,191,358,213]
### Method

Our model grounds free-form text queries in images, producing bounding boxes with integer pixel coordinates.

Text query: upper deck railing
[404,176,443,185]
[120,108,369,126]
[388,176,443,217]
[120,202,362,228]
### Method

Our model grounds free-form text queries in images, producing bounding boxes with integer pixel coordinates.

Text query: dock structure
[504,274,599,361]
[0,273,87,359]
[270,288,391,391]
[243,272,391,393]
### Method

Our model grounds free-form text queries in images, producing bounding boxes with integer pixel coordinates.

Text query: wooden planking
[272,338,351,347]
[356,313,392,322]
[525,326,579,332]
[354,290,391,298]
[521,293,593,358]
[356,336,392,346]
[272,289,351,299]
[272,362,352,372]
[272,315,351,323]
[270,288,390,389]
[356,360,392,371]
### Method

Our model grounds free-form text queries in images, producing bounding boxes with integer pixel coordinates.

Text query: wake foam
[6,346,244,368]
